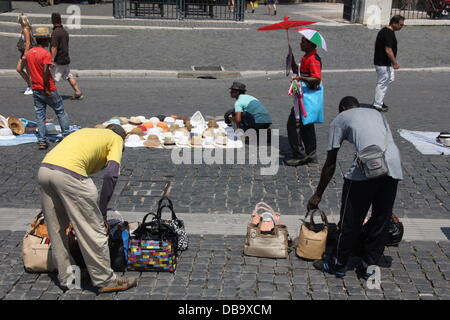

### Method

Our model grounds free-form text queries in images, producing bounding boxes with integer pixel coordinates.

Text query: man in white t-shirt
[307,96,403,279]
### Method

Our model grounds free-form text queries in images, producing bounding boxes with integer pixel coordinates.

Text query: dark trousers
[286,107,316,159]
[224,109,271,131]
[331,176,399,269]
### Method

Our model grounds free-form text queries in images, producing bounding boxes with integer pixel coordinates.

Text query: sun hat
[191,135,203,147]
[128,127,146,137]
[119,117,129,125]
[174,119,185,127]
[229,81,246,93]
[157,122,170,132]
[128,117,143,126]
[215,135,228,146]
[208,120,219,128]
[121,124,135,133]
[164,117,176,125]
[144,135,162,148]
[137,125,148,132]
[170,124,180,132]
[107,119,121,126]
[142,122,154,129]
[157,115,166,122]
[125,134,144,148]
[0,128,15,139]
[137,116,147,123]
[8,117,25,135]
[149,117,160,126]
[34,27,51,39]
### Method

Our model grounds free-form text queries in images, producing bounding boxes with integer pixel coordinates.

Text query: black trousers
[331,176,399,269]
[224,109,271,131]
[286,107,316,159]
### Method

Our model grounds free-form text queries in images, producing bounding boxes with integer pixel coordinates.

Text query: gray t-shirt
[327,108,403,181]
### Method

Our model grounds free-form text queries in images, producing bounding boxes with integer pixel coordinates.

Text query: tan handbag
[22,213,57,273]
[250,202,281,232]
[244,213,289,259]
[296,209,328,260]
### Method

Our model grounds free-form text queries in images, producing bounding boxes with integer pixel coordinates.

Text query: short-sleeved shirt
[42,128,123,177]
[51,26,70,65]
[26,46,57,91]
[300,49,322,80]
[234,94,272,124]
[374,27,397,66]
[327,108,403,181]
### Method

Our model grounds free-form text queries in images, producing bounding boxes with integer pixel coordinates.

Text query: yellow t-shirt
[42,128,124,177]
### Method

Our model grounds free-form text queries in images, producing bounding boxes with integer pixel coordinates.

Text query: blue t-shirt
[234,94,272,124]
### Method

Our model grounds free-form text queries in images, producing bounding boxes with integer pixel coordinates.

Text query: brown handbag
[296,209,329,260]
[22,213,57,273]
[244,213,289,259]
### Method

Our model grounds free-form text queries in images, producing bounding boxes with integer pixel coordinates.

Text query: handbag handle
[253,202,276,216]
[157,204,178,221]
[29,211,45,235]
[157,196,174,210]
[257,212,278,233]
[304,209,329,228]
[141,212,158,225]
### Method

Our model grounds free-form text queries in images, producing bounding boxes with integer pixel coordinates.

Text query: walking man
[286,37,323,166]
[25,27,71,150]
[307,96,403,279]
[373,15,405,112]
[38,125,138,293]
[50,13,84,100]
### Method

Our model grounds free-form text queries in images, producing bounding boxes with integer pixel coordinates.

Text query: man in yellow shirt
[38,124,138,293]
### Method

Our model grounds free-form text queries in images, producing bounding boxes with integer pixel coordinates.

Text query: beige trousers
[38,167,116,287]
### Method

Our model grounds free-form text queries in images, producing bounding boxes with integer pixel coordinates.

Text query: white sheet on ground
[398,129,450,155]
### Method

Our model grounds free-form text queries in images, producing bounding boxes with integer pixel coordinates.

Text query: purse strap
[157,197,178,221]
[257,212,278,234]
[304,209,329,228]
[253,202,276,216]
[29,211,45,234]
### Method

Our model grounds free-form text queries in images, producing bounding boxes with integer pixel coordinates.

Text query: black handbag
[156,196,189,251]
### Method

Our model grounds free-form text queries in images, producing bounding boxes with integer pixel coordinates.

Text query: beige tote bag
[244,213,289,259]
[296,209,329,260]
[22,213,57,273]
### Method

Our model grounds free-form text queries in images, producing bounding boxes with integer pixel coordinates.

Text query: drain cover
[192,65,224,71]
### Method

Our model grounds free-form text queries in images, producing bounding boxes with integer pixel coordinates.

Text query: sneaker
[71,93,84,100]
[313,259,346,278]
[373,104,388,112]
[24,87,33,95]
[38,142,49,150]
[98,276,138,293]
[286,157,306,166]
[252,9,255,13]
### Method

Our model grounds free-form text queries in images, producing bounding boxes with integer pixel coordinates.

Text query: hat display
[191,135,203,147]
[164,117,176,125]
[157,122,170,132]
[215,135,228,146]
[119,117,129,125]
[128,117,143,126]
[157,115,166,122]
[125,134,144,147]
[229,81,246,92]
[128,127,146,136]
[144,135,162,148]
[137,125,148,132]
[34,27,51,39]
[8,117,25,135]
[137,116,147,123]
[203,128,215,138]
[0,128,15,140]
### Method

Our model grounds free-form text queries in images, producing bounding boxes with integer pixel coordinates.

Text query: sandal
[38,142,49,150]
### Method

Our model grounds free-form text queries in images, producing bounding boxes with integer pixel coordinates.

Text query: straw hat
[203,128,215,138]
[8,117,25,135]
[164,117,176,125]
[144,135,161,148]
[128,117,143,126]
[157,122,170,132]
[121,124,135,134]
[208,120,219,129]
[34,27,51,39]
[191,135,203,147]
[125,134,144,147]
[170,124,180,132]
[137,125,148,132]
[119,117,129,125]
[128,127,146,137]
[215,135,228,146]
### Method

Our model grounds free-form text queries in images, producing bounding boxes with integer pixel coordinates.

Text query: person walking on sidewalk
[25,27,71,150]
[267,0,277,15]
[372,15,405,112]
[16,14,35,96]
[38,125,138,293]
[50,13,84,100]
[225,82,272,133]
[286,37,323,166]
[307,96,403,279]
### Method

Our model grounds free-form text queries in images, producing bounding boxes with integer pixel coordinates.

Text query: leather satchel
[296,209,328,260]
[244,212,289,259]
[22,213,57,273]
[250,202,281,232]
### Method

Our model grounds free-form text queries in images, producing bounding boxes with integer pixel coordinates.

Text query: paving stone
[39,293,61,300]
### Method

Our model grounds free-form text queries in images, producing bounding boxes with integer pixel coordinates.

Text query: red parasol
[258,17,317,76]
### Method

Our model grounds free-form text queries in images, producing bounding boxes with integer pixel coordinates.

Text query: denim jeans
[33,90,70,143]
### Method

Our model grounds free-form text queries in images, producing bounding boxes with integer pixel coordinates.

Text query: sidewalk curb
[1,67,449,79]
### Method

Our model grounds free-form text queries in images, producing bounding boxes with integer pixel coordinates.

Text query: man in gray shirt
[308,96,402,279]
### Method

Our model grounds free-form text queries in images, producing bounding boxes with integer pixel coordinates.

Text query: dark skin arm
[307,148,339,210]
[43,64,52,97]
[231,111,242,127]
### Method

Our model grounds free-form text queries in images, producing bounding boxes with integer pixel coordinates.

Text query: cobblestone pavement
[0,72,449,218]
[1,230,449,300]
